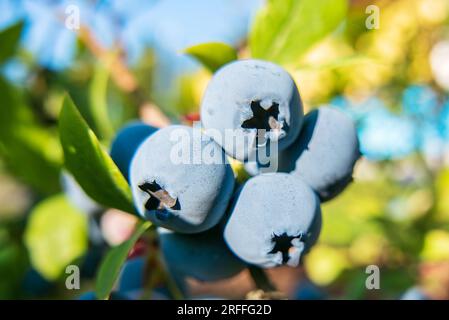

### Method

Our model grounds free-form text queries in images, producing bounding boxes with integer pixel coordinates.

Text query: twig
[77,25,171,128]
[248,266,276,292]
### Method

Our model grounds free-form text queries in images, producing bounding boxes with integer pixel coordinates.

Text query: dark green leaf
[59,95,135,213]
[184,42,237,72]
[250,0,348,64]
[0,21,23,65]
[95,221,151,300]
[0,76,61,194]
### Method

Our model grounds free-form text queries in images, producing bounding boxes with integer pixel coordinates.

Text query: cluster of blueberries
[107,59,360,297]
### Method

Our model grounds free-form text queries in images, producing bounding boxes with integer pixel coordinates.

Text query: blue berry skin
[158,227,245,292]
[130,125,235,233]
[294,279,326,300]
[110,121,158,181]
[201,59,303,161]
[117,256,146,293]
[279,107,360,201]
[22,269,54,297]
[224,173,321,268]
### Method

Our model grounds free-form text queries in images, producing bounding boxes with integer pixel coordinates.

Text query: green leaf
[95,221,151,300]
[184,42,237,72]
[0,76,62,194]
[250,0,348,64]
[0,21,23,65]
[0,243,28,299]
[0,127,62,194]
[89,63,114,141]
[59,95,135,213]
[24,195,88,281]
[295,54,374,71]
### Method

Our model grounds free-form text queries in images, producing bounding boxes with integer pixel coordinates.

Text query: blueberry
[130,125,235,233]
[110,121,158,181]
[224,173,321,268]
[279,107,360,201]
[117,256,146,293]
[294,279,326,300]
[158,227,245,292]
[201,59,303,161]
[22,268,54,297]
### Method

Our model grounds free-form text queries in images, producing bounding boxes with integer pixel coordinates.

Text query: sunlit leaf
[250,0,348,64]
[435,168,449,222]
[420,230,449,262]
[304,244,349,286]
[24,195,88,280]
[184,42,237,73]
[59,95,135,213]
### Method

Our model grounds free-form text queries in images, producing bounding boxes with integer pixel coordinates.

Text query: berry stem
[248,266,276,292]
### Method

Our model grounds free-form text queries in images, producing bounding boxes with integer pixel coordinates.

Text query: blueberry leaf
[24,195,89,281]
[89,62,114,141]
[0,76,62,194]
[250,0,348,64]
[59,94,135,213]
[0,21,23,65]
[95,221,151,300]
[184,42,237,72]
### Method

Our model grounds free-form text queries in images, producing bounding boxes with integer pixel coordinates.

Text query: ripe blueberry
[201,59,303,161]
[158,227,245,292]
[279,107,360,201]
[110,121,158,181]
[130,125,235,233]
[224,173,321,268]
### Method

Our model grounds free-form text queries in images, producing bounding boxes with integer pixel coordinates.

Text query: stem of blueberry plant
[142,226,184,299]
[77,25,171,128]
[248,266,276,292]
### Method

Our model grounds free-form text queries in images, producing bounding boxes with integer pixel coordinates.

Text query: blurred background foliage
[0,0,449,300]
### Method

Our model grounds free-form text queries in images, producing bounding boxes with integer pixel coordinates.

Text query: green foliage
[0,242,28,299]
[0,77,62,194]
[0,21,23,65]
[95,221,151,300]
[250,0,348,64]
[88,63,115,141]
[184,42,238,72]
[24,195,88,281]
[59,95,135,213]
